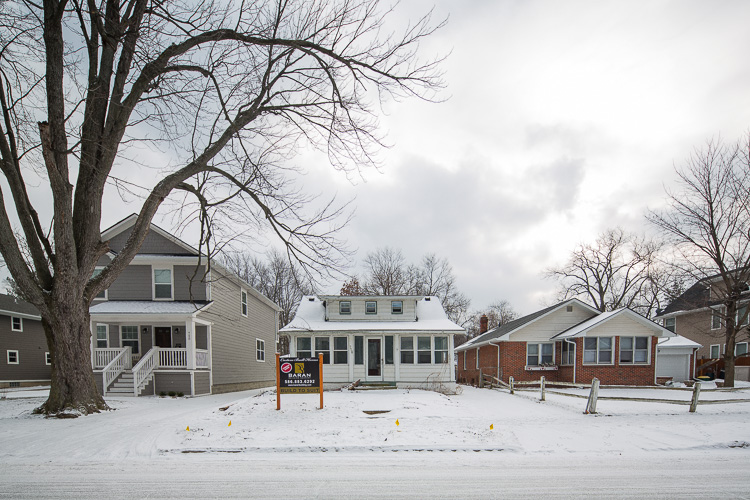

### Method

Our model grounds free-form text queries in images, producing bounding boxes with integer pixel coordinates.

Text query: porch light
[142,327,147,333]
[175,327,180,333]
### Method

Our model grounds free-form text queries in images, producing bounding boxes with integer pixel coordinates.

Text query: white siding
[510,305,596,342]
[587,315,657,338]
[327,298,418,322]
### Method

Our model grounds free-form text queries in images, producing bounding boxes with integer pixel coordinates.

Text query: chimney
[480,314,489,334]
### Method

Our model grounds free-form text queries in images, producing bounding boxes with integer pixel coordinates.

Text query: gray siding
[194,371,210,394]
[203,269,277,388]
[108,265,152,300]
[154,372,192,394]
[174,265,207,301]
[0,314,51,383]
[108,228,192,255]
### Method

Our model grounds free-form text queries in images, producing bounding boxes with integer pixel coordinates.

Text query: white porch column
[394,334,400,382]
[186,318,196,370]
[207,324,213,392]
[449,333,456,382]
[348,334,354,381]
[90,319,95,369]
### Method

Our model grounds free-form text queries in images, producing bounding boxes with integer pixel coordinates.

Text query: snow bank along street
[1,385,750,498]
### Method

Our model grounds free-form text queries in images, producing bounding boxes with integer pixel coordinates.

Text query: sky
[10,0,750,317]
[272,0,750,314]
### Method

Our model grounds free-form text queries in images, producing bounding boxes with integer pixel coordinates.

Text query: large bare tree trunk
[35,300,107,415]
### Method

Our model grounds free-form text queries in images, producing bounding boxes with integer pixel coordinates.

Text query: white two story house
[280,295,464,390]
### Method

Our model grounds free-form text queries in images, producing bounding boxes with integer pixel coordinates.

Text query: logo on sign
[295,363,305,374]
[280,362,292,373]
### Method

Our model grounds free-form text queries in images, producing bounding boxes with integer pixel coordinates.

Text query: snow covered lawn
[2,384,750,498]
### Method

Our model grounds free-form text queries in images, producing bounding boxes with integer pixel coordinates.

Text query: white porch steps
[105,370,152,397]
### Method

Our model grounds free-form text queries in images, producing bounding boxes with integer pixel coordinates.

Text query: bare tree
[0,0,444,415]
[648,134,750,387]
[223,249,313,354]
[360,248,470,324]
[463,300,518,342]
[545,228,663,317]
[339,276,364,296]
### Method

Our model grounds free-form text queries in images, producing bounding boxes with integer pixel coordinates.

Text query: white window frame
[391,300,403,315]
[120,325,140,354]
[256,339,265,362]
[711,307,724,330]
[583,337,613,365]
[737,305,749,327]
[400,336,414,364]
[315,336,331,364]
[241,290,248,317]
[709,344,721,359]
[339,301,351,315]
[296,336,312,358]
[11,316,22,332]
[333,336,348,364]
[475,347,480,369]
[7,350,19,364]
[735,342,748,357]
[92,267,108,300]
[526,342,554,366]
[561,341,575,365]
[152,266,174,300]
[434,336,448,364]
[619,336,650,364]
[663,317,675,333]
[96,324,109,349]
[45,352,51,365]
[463,350,467,370]
[365,301,377,315]
[417,336,431,364]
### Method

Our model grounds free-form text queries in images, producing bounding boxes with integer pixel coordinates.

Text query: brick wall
[458,336,658,387]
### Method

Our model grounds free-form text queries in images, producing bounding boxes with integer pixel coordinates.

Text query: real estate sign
[276,353,324,410]
[279,358,320,394]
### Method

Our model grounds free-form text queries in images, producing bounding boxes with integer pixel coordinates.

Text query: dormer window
[339,301,351,315]
[391,301,403,315]
[153,268,173,300]
[365,301,377,315]
[11,316,22,332]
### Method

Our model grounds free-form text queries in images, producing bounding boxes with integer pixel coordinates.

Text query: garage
[656,336,700,383]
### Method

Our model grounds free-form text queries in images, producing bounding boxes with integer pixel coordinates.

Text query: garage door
[657,354,689,382]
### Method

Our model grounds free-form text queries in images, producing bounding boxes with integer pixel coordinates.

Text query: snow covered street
[1,385,750,498]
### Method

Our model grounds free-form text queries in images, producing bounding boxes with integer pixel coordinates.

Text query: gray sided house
[280,295,464,390]
[0,295,50,388]
[91,215,280,397]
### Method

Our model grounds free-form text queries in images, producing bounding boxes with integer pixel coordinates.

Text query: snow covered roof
[280,296,464,333]
[658,334,701,348]
[456,298,599,352]
[552,308,675,339]
[90,300,212,316]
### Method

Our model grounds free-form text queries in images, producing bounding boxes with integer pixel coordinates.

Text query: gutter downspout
[564,338,577,385]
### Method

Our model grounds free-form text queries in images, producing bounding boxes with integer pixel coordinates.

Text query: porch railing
[102,347,131,392]
[94,348,126,369]
[196,349,209,368]
[159,348,187,368]
[132,348,158,396]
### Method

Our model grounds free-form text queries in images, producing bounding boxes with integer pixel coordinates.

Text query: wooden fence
[479,372,750,414]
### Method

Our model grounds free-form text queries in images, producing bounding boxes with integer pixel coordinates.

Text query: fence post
[509,376,514,395]
[689,381,702,413]
[585,378,599,414]
[479,369,483,388]
[540,376,546,401]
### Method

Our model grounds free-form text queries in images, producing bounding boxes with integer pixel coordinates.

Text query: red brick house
[456,299,679,386]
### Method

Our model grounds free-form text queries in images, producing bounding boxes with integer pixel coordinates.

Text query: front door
[154,327,172,348]
[367,338,382,380]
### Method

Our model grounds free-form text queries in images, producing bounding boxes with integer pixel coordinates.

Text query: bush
[177,392,184,397]
[168,391,176,397]
[159,391,166,397]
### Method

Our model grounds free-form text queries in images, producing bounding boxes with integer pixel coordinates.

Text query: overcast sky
[101,0,750,315]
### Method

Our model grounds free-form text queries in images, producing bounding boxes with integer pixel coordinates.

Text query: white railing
[158,348,188,368]
[132,348,158,396]
[102,348,131,392]
[196,349,209,368]
[94,348,126,369]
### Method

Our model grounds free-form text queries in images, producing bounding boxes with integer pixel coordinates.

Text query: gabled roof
[455,298,599,352]
[280,295,464,333]
[552,307,674,339]
[657,267,750,317]
[0,294,41,320]
[101,214,200,256]
[658,334,701,348]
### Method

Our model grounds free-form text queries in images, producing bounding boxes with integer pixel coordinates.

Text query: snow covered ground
[1,384,750,498]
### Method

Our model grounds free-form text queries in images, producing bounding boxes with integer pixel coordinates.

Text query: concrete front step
[353,382,398,391]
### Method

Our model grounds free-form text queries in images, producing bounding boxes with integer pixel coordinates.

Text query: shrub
[177,392,184,397]
[168,391,176,397]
